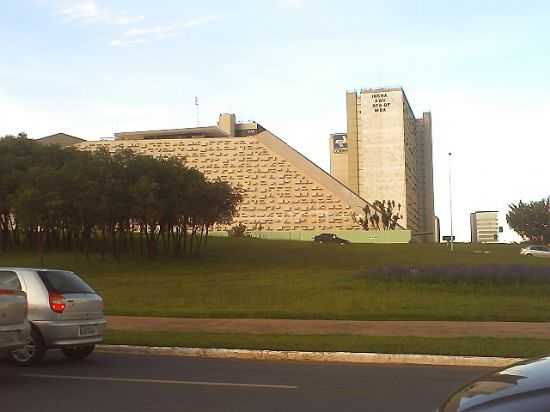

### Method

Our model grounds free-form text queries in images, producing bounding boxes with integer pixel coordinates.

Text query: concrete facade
[77,114,409,240]
[331,88,436,241]
[470,211,499,243]
[415,112,435,240]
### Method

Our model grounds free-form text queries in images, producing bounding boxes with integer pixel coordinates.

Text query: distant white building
[470,211,500,243]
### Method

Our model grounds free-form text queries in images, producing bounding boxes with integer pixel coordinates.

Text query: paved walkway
[106,316,550,339]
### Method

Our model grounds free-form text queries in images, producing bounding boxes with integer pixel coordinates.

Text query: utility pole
[194,96,200,127]
[448,152,454,252]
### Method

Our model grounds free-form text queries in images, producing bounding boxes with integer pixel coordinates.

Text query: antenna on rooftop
[194,96,200,127]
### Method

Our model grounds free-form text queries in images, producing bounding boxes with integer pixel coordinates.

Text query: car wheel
[62,345,95,361]
[9,327,46,366]
[526,253,532,257]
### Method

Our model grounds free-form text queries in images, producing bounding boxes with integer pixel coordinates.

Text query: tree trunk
[139,223,144,257]
[111,224,118,260]
[37,228,45,266]
[197,224,205,255]
[182,220,188,257]
[101,226,106,261]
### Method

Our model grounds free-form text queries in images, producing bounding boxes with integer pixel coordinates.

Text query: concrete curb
[96,345,523,368]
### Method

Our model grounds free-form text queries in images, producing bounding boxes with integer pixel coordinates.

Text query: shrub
[227,223,249,238]
[366,264,550,284]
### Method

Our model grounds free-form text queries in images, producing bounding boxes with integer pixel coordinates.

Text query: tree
[354,200,403,230]
[0,135,242,258]
[507,197,550,243]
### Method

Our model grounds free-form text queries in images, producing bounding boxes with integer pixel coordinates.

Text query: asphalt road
[1,352,493,412]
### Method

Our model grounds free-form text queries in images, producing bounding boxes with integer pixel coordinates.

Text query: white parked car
[520,245,550,258]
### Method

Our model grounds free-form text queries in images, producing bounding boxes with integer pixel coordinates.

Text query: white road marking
[22,374,299,390]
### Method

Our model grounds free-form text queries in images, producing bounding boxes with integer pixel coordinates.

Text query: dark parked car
[313,233,350,245]
[438,356,550,411]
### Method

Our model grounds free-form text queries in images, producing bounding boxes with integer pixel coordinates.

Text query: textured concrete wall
[78,132,373,234]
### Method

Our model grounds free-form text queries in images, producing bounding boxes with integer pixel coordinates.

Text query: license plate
[79,325,98,337]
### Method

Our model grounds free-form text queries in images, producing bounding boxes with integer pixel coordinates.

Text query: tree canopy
[0,134,242,259]
[354,200,403,231]
[506,197,550,243]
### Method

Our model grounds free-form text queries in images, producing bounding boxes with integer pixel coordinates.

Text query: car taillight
[49,292,66,314]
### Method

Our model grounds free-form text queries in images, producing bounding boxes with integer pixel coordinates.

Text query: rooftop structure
[36,133,85,147]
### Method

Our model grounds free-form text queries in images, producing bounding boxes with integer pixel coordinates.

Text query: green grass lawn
[105,330,550,358]
[1,238,549,321]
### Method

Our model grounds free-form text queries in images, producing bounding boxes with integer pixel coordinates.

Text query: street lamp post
[448,152,454,252]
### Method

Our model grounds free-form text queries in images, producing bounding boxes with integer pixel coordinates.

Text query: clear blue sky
[1,0,549,241]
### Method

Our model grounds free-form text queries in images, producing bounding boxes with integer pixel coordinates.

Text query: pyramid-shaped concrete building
[77,114,410,243]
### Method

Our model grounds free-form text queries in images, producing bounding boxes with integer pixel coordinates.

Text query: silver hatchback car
[0,270,31,353]
[1,268,106,365]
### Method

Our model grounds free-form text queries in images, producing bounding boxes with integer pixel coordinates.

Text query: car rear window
[37,271,95,294]
[0,271,21,291]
